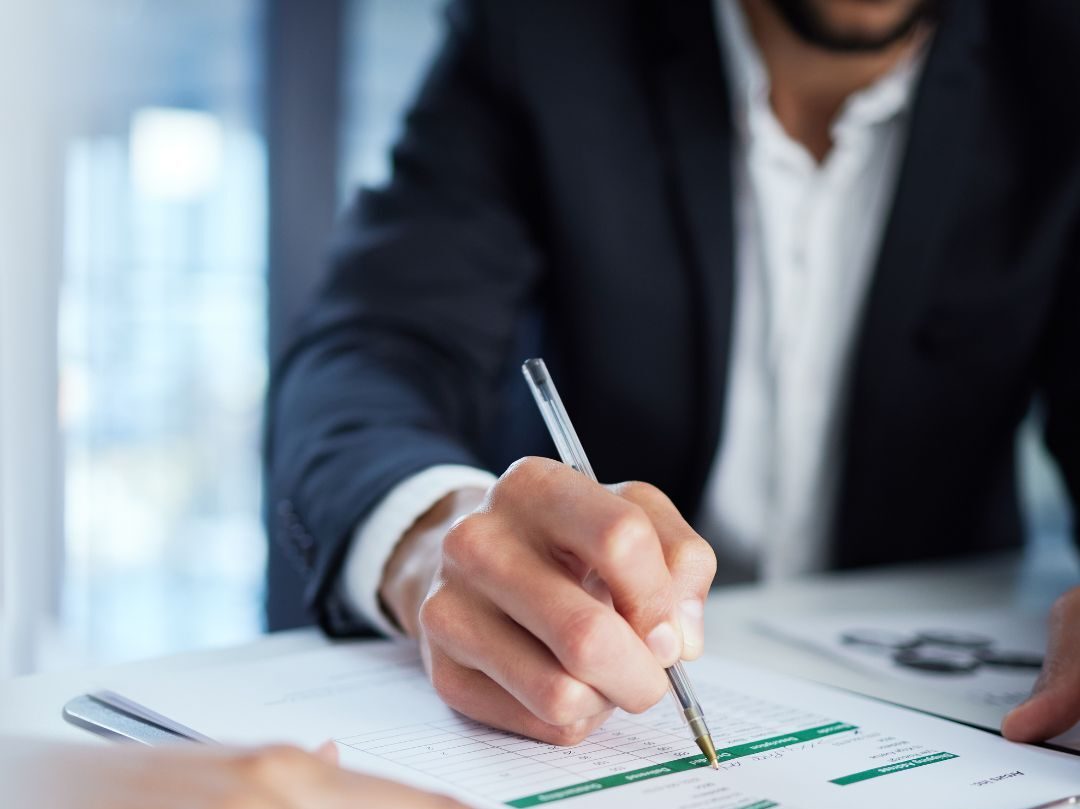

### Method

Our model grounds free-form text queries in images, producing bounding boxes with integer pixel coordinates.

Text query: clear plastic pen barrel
[669,660,719,766]
[521,358,596,480]
[521,357,719,770]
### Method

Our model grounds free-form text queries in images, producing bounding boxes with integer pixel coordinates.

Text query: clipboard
[62,690,1080,809]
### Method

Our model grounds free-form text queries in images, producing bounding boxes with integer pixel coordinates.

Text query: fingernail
[646,622,680,665]
[679,599,705,651]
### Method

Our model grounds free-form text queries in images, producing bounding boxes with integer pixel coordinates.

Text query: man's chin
[763,0,940,53]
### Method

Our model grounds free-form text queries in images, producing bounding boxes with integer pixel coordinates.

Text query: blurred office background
[0,0,1073,677]
[1,0,441,675]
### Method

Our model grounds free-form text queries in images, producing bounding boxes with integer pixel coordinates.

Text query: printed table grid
[336,689,836,802]
[338,714,702,798]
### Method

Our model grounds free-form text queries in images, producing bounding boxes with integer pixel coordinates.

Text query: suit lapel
[647,0,737,510]
[645,0,989,528]
[835,1,991,563]
[856,1,990,362]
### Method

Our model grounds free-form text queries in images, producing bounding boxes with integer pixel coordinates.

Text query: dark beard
[764,0,941,53]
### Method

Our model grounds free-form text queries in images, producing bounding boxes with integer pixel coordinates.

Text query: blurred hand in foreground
[2,739,466,809]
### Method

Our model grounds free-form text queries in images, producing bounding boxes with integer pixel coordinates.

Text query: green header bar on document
[829,751,959,786]
[505,722,856,807]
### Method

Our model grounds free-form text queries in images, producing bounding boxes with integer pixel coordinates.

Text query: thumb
[1001,588,1080,743]
[314,741,340,766]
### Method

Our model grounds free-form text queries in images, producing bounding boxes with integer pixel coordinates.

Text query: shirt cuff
[341,464,498,637]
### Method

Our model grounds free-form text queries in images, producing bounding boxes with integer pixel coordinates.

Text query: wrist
[378,487,486,637]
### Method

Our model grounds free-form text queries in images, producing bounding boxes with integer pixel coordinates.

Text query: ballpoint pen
[522,357,720,770]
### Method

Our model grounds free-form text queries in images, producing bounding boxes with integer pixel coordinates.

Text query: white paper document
[756,608,1080,749]
[757,609,1045,707]
[107,642,1080,809]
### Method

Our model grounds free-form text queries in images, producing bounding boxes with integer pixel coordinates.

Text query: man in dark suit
[268,0,1080,747]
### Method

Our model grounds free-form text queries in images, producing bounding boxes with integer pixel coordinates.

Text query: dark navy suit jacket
[266,0,1080,633]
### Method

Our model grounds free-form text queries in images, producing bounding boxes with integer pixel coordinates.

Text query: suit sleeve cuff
[340,464,498,637]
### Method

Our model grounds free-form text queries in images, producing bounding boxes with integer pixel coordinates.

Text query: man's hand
[1002,586,1080,743]
[4,740,465,809]
[379,457,718,746]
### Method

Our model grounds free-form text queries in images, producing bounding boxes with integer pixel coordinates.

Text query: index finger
[451,514,670,713]
[612,481,717,660]
[492,458,681,662]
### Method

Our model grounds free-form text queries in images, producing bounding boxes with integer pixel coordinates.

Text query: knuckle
[418,589,455,641]
[429,659,465,710]
[499,456,555,493]
[617,480,671,509]
[595,505,652,566]
[535,675,591,727]
[545,722,592,747]
[529,709,611,747]
[670,535,718,583]
[442,514,486,568]
[559,607,610,675]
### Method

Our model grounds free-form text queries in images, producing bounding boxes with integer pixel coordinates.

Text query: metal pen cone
[696,733,719,769]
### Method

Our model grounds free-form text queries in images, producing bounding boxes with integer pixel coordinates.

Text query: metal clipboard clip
[63,690,211,746]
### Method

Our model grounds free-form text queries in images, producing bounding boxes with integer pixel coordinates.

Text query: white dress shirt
[342,0,927,634]
[701,0,925,581]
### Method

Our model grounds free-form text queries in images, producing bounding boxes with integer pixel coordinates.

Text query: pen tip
[695,734,720,771]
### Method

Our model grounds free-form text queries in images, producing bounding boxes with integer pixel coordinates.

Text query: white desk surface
[2,550,1077,743]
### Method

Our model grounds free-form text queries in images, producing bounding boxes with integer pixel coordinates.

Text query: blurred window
[55,0,446,666]
[58,0,268,663]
